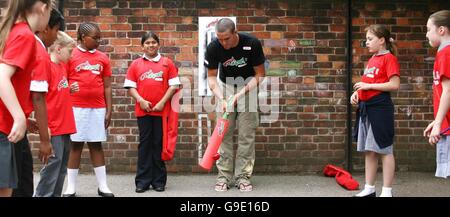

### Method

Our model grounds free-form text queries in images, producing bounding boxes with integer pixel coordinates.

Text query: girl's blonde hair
[0,0,54,56]
[48,31,75,52]
[365,24,398,56]
[429,10,450,31]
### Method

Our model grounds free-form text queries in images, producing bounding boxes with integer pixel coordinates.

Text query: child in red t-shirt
[33,30,77,197]
[124,32,180,193]
[0,0,52,197]
[351,25,400,197]
[423,10,450,178]
[63,22,114,197]
[29,8,64,197]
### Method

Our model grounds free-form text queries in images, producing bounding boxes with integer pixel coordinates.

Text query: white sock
[94,166,112,193]
[379,187,392,197]
[63,169,78,194]
[355,184,376,197]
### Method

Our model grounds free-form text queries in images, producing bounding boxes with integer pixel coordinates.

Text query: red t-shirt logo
[434,70,440,85]
[75,61,103,74]
[139,69,163,81]
[364,66,380,78]
[57,77,69,91]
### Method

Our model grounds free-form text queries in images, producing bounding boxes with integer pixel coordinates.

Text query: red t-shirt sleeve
[126,62,137,82]
[385,55,400,79]
[1,33,35,70]
[32,57,51,82]
[438,53,450,80]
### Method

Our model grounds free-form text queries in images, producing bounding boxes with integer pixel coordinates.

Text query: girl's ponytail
[386,37,398,57]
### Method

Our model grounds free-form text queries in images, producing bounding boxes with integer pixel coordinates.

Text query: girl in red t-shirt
[63,22,114,197]
[423,10,450,178]
[351,25,400,197]
[0,0,52,197]
[124,32,180,193]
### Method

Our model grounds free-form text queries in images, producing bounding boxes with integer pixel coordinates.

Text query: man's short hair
[215,18,235,33]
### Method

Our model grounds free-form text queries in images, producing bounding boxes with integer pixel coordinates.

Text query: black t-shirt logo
[222,56,248,68]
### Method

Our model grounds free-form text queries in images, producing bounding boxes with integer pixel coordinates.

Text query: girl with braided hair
[62,22,114,197]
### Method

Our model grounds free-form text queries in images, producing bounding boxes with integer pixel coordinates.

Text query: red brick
[161,17,182,23]
[237,9,253,16]
[252,32,270,39]
[143,9,167,16]
[110,38,131,46]
[143,24,164,31]
[254,25,264,31]
[111,24,131,31]
[211,9,234,16]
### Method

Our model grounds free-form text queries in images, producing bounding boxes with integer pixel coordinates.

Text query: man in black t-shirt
[204,18,266,192]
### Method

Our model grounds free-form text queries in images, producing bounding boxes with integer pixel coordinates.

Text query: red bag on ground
[335,172,359,190]
[323,164,359,190]
[323,164,344,177]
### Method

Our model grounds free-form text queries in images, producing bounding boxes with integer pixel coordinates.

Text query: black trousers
[12,135,33,197]
[135,116,166,189]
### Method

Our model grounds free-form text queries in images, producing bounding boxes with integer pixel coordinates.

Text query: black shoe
[135,187,149,193]
[353,192,376,197]
[97,188,115,197]
[153,186,165,192]
[62,192,76,197]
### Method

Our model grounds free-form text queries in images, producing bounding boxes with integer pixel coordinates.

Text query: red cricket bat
[199,112,230,170]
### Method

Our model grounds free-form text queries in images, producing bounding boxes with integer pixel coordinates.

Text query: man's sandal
[238,183,253,192]
[214,182,229,192]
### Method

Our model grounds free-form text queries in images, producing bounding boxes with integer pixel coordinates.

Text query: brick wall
[0,0,447,174]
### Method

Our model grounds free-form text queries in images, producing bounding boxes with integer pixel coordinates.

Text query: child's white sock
[379,187,392,197]
[355,184,376,197]
[63,169,78,194]
[94,166,112,193]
